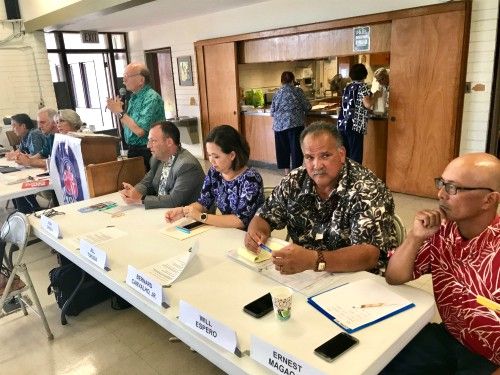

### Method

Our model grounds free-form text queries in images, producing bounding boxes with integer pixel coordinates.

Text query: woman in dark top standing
[165,125,264,229]
[337,63,375,164]
[270,71,311,175]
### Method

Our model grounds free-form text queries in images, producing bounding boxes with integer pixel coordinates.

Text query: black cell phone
[183,221,205,230]
[36,172,50,177]
[243,293,273,318]
[314,332,359,362]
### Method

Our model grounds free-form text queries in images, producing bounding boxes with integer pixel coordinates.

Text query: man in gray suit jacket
[120,121,205,209]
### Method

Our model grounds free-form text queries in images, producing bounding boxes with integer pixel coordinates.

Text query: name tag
[179,300,237,354]
[41,214,61,239]
[126,265,167,307]
[79,238,108,270]
[251,335,319,375]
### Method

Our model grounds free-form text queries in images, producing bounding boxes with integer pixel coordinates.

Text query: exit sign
[80,30,99,44]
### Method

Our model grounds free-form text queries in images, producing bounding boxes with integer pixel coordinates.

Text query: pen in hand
[258,243,272,253]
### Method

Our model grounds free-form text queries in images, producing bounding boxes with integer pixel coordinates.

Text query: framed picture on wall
[177,55,194,86]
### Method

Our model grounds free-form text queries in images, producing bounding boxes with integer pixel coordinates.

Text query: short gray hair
[38,107,57,122]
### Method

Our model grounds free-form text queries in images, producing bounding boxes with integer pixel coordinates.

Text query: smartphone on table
[243,293,273,318]
[314,332,359,362]
[176,221,205,233]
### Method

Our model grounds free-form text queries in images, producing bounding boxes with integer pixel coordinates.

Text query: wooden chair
[0,212,53,339]
[85,157,146,198]
[5,130,20,150]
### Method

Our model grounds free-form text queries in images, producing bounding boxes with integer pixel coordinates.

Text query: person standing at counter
[270,71,312,175]
[337,63,375,164]
[373,67,390,115]
[106,62,165,172]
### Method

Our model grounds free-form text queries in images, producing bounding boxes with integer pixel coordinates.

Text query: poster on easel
[49,134,89,205]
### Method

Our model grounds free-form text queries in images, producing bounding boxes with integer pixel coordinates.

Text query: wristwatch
[315,250,326,272]
[141,194,146,203]
[200,213,208,223]
[118,111,126,119]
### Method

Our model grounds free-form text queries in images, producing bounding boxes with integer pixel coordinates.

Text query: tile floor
[0,163,440,375]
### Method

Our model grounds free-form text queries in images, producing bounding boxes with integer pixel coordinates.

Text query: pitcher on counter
[270,71,312,175]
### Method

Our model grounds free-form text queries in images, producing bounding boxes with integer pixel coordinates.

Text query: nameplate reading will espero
[179,300,238,353]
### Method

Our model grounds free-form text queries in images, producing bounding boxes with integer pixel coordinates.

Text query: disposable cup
[270,286,293,321]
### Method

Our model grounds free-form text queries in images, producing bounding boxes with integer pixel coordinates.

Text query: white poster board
[49,133,89,204]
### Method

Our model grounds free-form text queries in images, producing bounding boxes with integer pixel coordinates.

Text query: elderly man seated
[382,153,499,375]
[245,122,397,274]
[120,121,205,209]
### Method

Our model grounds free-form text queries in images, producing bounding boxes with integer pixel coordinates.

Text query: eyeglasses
[434,177,494,195]
[123,73,141,79]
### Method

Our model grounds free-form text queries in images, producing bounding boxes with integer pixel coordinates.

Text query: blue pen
[175,226,191,234]
[258,243,272,253]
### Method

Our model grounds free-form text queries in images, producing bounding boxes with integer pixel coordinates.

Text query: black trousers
[380,323,497,375]
[340,127,364,164]
[127,146,151,172]
[274,126,304,170]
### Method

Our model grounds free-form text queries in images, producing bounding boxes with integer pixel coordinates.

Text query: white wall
[0,3,57,123]
[129,0,499,154]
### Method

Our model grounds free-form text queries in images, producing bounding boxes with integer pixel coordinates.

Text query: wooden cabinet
[363,119,388,181]
[238,24,391,63]
[241,114,276,164]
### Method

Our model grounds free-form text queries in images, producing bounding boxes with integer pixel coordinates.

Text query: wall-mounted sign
[353,26,370,52]
[80,30,99,44]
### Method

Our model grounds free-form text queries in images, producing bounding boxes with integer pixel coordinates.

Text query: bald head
[123,62,151,92]
[444,153,500,192]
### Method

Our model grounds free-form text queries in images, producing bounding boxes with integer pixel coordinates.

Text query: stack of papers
[308,278,415,333]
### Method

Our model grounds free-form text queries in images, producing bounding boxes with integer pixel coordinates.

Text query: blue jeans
[380,323,497,375]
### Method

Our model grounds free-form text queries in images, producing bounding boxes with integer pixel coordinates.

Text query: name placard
[251,335,320,375]
[126,265,166,307]
[41,214,61,239]
[179,300,237,353]
[79,238,108,270]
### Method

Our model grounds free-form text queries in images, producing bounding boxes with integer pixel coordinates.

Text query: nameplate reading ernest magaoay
[251,335,320,375]
[179,300,237,353]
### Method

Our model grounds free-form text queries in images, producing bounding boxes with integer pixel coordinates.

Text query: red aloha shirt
[412,215,500,365]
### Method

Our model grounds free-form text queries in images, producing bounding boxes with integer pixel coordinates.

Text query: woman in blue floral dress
[165,125,264,229]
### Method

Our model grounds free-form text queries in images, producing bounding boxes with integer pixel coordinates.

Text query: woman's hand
[183,205,202,221]
[165,207,184,223]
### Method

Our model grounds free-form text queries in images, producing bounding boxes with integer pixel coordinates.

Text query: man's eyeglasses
[434,177,494,195]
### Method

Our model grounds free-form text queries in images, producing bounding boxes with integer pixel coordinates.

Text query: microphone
[118,87,129,111]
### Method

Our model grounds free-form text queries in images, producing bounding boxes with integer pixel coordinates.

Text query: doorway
[145,48,177,119]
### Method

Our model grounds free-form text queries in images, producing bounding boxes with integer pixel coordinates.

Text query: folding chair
[0,212,54,339]
[393,213,406,246]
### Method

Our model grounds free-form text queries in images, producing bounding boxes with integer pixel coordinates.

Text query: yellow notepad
[237,247,271,263]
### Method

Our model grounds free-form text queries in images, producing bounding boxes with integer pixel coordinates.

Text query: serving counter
[241,111,388,181]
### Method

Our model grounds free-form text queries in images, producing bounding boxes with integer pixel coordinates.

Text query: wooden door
[386,9,468,197]
[203,42,239,132]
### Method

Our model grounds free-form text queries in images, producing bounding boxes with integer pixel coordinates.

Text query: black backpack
[47,262,112,316]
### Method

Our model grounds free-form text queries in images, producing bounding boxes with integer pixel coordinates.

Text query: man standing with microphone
[107,62,165,171]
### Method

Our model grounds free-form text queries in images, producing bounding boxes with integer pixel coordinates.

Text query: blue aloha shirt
[257,159,397,265]
[270,83,312,132]
[40,133,55,158]
[337,81,371,134]
[197,166,264,229]
[125,84,165,146]
[19,128,45,155]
